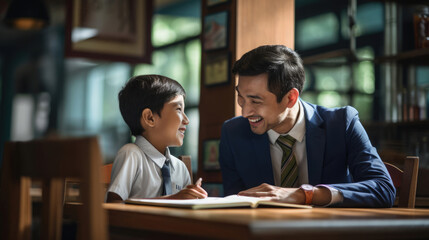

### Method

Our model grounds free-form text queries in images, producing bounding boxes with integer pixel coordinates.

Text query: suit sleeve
[329,107,396,207]
[219,122,246,196]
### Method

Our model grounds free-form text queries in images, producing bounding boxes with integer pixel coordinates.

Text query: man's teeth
[249,117,262,123]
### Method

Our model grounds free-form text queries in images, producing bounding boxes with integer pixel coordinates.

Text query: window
[296,13,339,50]
[134,4,201,171]
[60,62,131,161]
[60,0,202,166]
[301,47,375,120]
[296,0,383,121]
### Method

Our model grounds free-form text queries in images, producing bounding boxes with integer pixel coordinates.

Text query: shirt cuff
[315,184,343,207]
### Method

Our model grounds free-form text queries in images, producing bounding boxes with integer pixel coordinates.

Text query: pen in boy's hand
[195,178,202,187]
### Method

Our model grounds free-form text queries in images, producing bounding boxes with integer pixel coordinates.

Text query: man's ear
[281,88,300,108]
[140,108,156,128]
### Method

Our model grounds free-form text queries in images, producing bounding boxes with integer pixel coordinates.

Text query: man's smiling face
[236,73,295,135]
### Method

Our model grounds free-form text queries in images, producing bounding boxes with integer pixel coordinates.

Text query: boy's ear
[140,108,156,128]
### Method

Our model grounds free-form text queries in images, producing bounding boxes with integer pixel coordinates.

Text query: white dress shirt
[107,136,191,201]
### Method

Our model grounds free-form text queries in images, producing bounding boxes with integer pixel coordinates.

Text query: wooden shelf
[375,48,429,65]
[303,48,429,66]
[363,120,429,130]
[302,49,354,65]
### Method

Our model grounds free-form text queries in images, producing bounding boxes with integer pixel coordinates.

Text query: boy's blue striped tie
[161,160,172,195]
[277,135,298,188]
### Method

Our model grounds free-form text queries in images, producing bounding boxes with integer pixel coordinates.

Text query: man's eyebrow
[235,86,263,100]
[247,95,263,100]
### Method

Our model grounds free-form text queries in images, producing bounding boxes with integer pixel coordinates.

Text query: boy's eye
[252,101,262,104]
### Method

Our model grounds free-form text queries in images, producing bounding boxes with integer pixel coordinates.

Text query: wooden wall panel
[235,0,295,116]
[198,0,295,184]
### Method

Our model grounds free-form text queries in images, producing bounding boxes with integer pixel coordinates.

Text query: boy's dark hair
[232,45,305,102]
[118,74,186,136]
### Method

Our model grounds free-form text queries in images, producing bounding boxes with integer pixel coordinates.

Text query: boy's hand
[166,178,208,199]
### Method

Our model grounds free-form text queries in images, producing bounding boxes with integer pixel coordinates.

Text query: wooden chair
[179,155,193,183]
[0,137,108,240]
[100,163,113,196]
[101,163,113,186]
[384,156,419,208]
[64,162,113,202]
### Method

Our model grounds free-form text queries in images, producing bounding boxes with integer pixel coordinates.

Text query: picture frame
[204,51,230,86]
[203,11,229,51]
[203,139,221,170]
[65,0,153,64]
[202,183,224,197]
[206,0,229,7]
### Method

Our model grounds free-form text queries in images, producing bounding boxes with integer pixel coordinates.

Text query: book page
[127,197,228,205]
[125,197,254,209]
[223,195,269,207]
[126,195,311,209]
[224,195,312,208]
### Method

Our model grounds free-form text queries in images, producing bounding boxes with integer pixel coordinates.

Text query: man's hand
[238,183,305,204]
[165,178,208,199]
[238,183,332,205]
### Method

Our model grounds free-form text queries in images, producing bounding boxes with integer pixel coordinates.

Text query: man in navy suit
[219,45,395,207]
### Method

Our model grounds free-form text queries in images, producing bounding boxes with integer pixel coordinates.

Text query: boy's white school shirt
[107,136,191,201]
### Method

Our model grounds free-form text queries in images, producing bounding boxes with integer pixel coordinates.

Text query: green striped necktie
[277,135,298,188]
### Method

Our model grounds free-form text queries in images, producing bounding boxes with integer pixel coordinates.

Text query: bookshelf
[299,0,429,205]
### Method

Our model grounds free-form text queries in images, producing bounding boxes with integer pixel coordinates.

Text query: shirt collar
[267,100,306,144]
[134,136,175,170]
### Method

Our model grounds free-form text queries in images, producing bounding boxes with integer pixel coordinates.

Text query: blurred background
[0,0,428,201]
[0,0,202,168]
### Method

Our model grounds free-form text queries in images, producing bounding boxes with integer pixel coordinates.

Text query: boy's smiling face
[152,95,189,152]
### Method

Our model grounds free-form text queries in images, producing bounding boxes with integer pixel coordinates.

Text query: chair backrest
[179,155,193,183]
[101,163,113,185]
[0,137,108,240]
[65,162,113,202]
[384,156,419,208]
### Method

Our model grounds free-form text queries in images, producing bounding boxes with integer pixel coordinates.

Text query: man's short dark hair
[118,74,186,136]
[232,45,305,102]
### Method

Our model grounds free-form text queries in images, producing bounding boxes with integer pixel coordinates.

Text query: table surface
[100,203,429,240]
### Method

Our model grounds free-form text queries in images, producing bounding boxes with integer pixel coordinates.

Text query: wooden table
[103,203,429,240]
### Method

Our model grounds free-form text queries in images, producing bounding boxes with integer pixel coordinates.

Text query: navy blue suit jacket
[219,100,395,207]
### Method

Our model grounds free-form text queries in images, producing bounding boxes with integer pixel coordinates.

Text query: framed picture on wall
[206,0,229,7]
[65,0,153,63]
[204,51,230,86]
[203,11,228,51]
[203,139,221,170]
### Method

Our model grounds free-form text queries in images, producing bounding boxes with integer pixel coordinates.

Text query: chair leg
[398,157,419,208]
[0,143,32,240]
[41,178,65,240]
[20,178,32,240]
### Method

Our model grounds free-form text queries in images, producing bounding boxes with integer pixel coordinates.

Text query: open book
[125,195,312,210]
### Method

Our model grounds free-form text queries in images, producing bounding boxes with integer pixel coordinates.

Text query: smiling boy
[106,75,207,202]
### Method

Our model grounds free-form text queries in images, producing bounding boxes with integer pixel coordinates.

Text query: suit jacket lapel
[302,100,325,185]
[250,133,274,185]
